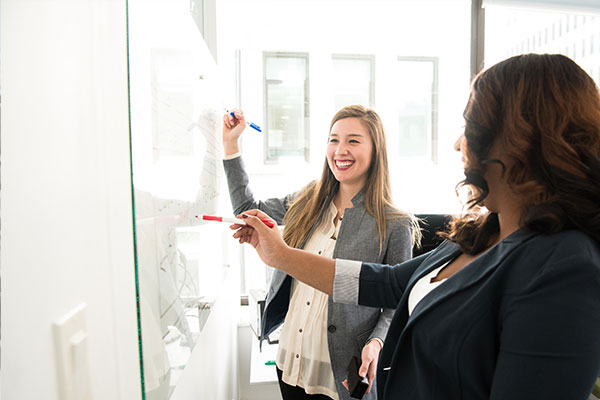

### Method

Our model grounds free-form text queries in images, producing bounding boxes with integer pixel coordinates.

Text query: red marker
[198,214,275,228]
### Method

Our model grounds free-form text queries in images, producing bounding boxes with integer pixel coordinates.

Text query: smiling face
[326,117,374,189]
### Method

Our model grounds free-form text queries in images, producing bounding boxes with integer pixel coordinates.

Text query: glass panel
[396,58,437,159]
[484,5,600,86]
[264,53,309,161]
[332,56,373,109]
[127,1,224,398]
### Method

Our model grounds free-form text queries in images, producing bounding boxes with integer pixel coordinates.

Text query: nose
[335,141,349,155]
[454,134,465,152]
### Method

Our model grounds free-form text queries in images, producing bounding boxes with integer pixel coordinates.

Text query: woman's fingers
[359,340,382,394]
[237,208,270,220]
[342,379,349,391]
[223,109,245,130]
[230,209,285,267]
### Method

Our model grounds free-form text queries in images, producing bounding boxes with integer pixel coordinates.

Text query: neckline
[427,262,449,284]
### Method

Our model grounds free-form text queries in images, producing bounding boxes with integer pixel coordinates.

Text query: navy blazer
[358,229,600,399]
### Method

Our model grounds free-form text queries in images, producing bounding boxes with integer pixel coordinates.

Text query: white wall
[1,0,141,399]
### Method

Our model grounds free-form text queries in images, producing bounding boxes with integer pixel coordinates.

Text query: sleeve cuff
[223,152,241,160]
[366,337,384,348]
[333,259,362,305]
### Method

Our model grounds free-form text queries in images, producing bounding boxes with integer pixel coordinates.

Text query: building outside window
[484,3,600,87]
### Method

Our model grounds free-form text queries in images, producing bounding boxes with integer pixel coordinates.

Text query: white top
[407,263,448,315]
[276,202,340,399]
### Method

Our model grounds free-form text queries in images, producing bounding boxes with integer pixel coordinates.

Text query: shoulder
[519,229,599,258]
[385,209,417,240]
[386,216,413,238]
[503,230,600,291]
[533,230,599,271]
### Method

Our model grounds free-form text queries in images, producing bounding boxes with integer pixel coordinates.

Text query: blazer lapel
[378,229,539,377]
[377,242,461,371]
[405,229,537,328]
[405,240,461,289]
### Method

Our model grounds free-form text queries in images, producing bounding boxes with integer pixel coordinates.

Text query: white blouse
[407,262,449,315]
[276,202,340,399]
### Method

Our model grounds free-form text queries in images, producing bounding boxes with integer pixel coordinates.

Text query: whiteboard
[127,0,225,398]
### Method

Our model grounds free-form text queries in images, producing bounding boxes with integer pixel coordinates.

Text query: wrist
[275,243,293,268]
[366,337,383,351]
[223,140,240,156]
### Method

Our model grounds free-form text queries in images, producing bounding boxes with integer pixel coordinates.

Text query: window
[396,57,439,162]
[263,52,309,162]
[331,54,375,110]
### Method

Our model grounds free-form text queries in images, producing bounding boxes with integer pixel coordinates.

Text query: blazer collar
[350,188,366,206]
[405,228,538,327]
[299,191,366,248]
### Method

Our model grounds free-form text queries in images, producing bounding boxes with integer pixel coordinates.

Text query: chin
[480,201,495,213]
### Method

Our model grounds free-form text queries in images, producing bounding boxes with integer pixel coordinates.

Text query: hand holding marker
[198,214,275,228]
[226,109,262,132]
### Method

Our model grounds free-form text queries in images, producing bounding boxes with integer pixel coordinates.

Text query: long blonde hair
[282,105,419,253]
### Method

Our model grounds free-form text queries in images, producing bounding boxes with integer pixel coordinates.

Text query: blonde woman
[222,105,418,400]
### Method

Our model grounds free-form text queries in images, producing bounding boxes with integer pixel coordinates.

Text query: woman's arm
[233,210,336,294]
[234,209,426,303]
[223,157,294,222]
[222,110,295,222]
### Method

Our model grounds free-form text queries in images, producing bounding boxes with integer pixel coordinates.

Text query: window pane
[332,56,373,109]
[264,53,309,161]
[396,58,437,160]
[484,5,600,86]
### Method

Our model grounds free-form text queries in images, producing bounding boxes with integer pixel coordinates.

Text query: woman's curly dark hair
[443,53,600,254]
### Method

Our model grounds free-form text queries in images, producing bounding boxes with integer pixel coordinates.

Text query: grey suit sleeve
[223,156,296,224]
[368,220,414,343]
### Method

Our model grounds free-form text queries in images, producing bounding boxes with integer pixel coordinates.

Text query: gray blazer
[223,157,413,400]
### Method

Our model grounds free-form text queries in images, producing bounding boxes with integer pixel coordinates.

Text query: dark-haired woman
[232,53,600,399]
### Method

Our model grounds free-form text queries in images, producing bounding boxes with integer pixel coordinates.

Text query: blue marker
[226,109,262,132]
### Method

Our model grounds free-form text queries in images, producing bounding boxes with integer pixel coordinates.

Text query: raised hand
[222,109,246,156]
